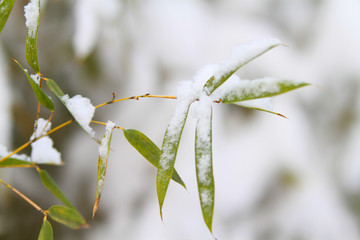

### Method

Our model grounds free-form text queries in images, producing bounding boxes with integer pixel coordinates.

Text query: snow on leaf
[24,0,40,72]
[195,94,215,233]
[213,77,308,103]
[93,121,115,219]
[203,37,282,95]
[31,137,61,165]
[61,94,96,137]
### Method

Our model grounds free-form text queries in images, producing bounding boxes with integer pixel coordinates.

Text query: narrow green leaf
[37,168,74,209]
[0,0,15,33]
[38,217,53,240]
[47,205,88,229]
[14,60,54,111]
[221,78,309,103]
[46,78,65,98]
[156,101,191,219]
[195,106,215,233]
[0,158,34,168]
[233,98,287,118]
[93,125,115,219]
[123,129,186,188]
[25,0,41,73]
[203,38,283,95]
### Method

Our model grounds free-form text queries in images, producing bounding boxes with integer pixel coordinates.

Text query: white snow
[31,136,61,164]
[0,144,31,162]
[24,0,40,38]
[30,73,41,85]
[99,120,116,160]
[61,94,96,137]
[200,189,213,207]
[30,118,51,141]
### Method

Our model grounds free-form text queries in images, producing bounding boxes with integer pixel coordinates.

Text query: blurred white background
[1,0,360,239]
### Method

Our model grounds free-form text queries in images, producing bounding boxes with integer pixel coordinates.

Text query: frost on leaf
[24,0,40,38]
[61,94,96,137]
[0,145,30,162]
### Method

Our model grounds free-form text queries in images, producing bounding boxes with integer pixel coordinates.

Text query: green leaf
[25,0,41,73]
[93,126,115,219]
[0,0,15,33]
[232,98,287,118]
[46,78,65,99]
[156,101,191,219]
[195,106,215,233]
[14,60,54,111]
[47,205,88,229]
[38,217,53,240]
[203,38,283,95]
[0,158,35,168]
[123,129,186,188]
[37,168,75,209]
[221,78,309,103]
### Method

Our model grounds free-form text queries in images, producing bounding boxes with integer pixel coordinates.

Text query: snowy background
[1,0,360,239]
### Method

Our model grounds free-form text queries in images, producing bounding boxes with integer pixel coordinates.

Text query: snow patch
[61,94,96,137]
[31,136,61,164]
[0,145,31,161]
[24,0,40,38]
[99,120,116,160]
[30,73,41,85]
[30,118,51,141]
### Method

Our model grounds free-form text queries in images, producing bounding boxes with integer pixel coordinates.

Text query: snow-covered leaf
[123,129,186,188]
[14,60,54,111]
[203,38,283,95]
[24,0,41,73]
[46,78,97,140]
[47,205,88,229]
[195,100,215,233]
[38,217,53,240]
[156,100,191,219]
[37,168,75,209]
[93,121,115,219]
[218,78,308,103]
[0,0,15,33]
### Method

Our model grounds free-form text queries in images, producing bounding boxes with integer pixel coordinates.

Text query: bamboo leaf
[47,205,88,229]
[195,106,215,233]
[46,78,65,98]
[93,123,115,219]
[38,217,53,240]
[203,38,283,95]
[0,158,35,168]
[25,0,41,73]
[156,101,191,219]
[14,60,54,111]
[123,129,186,188]
[232,98,287,118]
[220,78,309,103]
[37,168,75,209]
[0,0,15,33]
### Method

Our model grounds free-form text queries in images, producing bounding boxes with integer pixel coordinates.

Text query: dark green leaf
[47,205,88,229]
[38,217,53,240]
[156,101,191,219]
[203,39,282,95]
[25,0,41,73]
[0,0,15,33]
[37,168,74,209]
[0,158,34,168]
[123,129,186,188]
[221,78,309,103]
[195,106,215,233]
[93,126,114,218]
[14,60,54,111]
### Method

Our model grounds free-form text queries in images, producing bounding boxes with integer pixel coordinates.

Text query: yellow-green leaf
[38,217,53,240]
[123,129,186,188]
[156,101,191,219]
[93,124,115,219]
[47,205,88,229]
[46,78,65,98]
[37,168,75,209]
[14,60,54,111]
[0,0,15,33]
[221,78,309,103]
[0,158,35,168]
[25,0,41,73]
[203,38,283,95]
[232,98,287,118]
[195,106,215,233]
